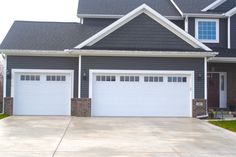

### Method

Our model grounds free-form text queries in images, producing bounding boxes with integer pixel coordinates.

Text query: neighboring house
[0,0,235,117]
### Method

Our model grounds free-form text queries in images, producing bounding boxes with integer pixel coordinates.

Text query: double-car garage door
[91,71,193,117]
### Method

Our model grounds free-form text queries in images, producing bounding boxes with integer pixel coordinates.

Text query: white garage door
[91,71,193,117]
[13,70,73,115]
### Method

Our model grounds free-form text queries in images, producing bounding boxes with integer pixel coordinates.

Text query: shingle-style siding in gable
[213,0,236,13]
[171,20,185,30]
[231,14,236,49]
[83,18,185,30]
[81,56,205,99]
[86,14,198,51]
[188,18,227,49]
[6,56,79,97]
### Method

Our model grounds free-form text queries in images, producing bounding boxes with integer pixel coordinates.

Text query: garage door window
[46,75,66,81]
[96,75,116,82]
[144,76,163,82]
[120,76,139,82]
[20,75,40,81]
[168,76,187,83]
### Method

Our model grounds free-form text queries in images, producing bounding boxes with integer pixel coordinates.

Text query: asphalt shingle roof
[0,21,105,51]
[77,0,181,17]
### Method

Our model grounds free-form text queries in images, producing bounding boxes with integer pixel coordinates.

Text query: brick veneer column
[71,98,91,117]
[192,99,207,118]
[4,97,13,116]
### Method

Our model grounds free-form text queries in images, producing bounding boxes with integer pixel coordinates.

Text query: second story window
[195,19,219,43]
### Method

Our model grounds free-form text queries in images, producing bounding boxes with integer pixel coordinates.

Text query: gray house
[0,0,235,117]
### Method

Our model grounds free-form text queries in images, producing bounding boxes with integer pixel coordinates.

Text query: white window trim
[89,69,195,117]
[195,18,219,43]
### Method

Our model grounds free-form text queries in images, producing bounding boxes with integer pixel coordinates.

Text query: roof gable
[75,4,212,51]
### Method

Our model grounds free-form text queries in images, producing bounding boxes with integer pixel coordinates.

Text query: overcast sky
[0,0,79,44]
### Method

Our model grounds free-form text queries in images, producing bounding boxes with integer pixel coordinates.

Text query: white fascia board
[208,57,236,63]
[183,13,225,18]
[224,7,236,17]
[1,49,218,58]
[0,49,77,57]
[75,4,212,51]
[202,0,227,12]
[170,0,183,16]
[69,49,218,58]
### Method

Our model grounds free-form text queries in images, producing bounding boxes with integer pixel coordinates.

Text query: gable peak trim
[224,7,236,17]
[202,0,227,12]
[75,4,212,51]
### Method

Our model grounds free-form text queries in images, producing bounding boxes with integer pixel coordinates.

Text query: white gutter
[183,13,225,18]
[1,49,218,58]
[67,49,218,58]
[208,57,236,63]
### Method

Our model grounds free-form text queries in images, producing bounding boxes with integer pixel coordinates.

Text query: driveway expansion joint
[52,116,72,157]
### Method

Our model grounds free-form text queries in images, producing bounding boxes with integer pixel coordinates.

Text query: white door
[91,72,193,117]
[13,71,73,115]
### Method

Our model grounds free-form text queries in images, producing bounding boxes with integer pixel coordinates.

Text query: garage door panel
[92,73,192,117]
[14,72,72,115]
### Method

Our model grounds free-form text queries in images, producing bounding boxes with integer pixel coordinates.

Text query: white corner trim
[75,4,212,51]
[89,69,194,117]
[184,16,189,32]
[224,7,236,17]
[3,55,6,98]
[170,0,183,16]
[202,0,227,12]
[228,17,231,49]
[195,18,220,43]
[10,69,74,99]
[78,55,81,98]
[204,57,207,99]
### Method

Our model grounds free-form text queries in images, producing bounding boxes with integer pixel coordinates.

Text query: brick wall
[4,97,13,115]
[71,98,91,117]
[192,99,207,117]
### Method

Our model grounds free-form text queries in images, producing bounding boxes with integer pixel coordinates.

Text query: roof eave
[0,49,218,58]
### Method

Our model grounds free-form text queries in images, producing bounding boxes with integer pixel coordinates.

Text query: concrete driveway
[0,117,236,157]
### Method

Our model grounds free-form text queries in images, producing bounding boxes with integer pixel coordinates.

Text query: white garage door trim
[11,69,74,115]
[89,69,195,117]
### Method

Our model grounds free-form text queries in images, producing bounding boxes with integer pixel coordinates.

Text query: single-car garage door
[91,70,193,117]
[13,70,73,115]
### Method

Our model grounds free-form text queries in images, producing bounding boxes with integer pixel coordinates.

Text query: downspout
[1,53,6,114]
[196,56,215,119]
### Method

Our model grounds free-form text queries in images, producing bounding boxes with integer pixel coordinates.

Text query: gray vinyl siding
[6,56,79,97]
[171,20,184,30]
[231,15,236,49]
[83,18,185,30]
[81,56,205,99]
[86,14,198,51]
[188,18,227,49]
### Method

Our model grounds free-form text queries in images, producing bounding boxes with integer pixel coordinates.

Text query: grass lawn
[209,120,236,133]
[0,114,9,120]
